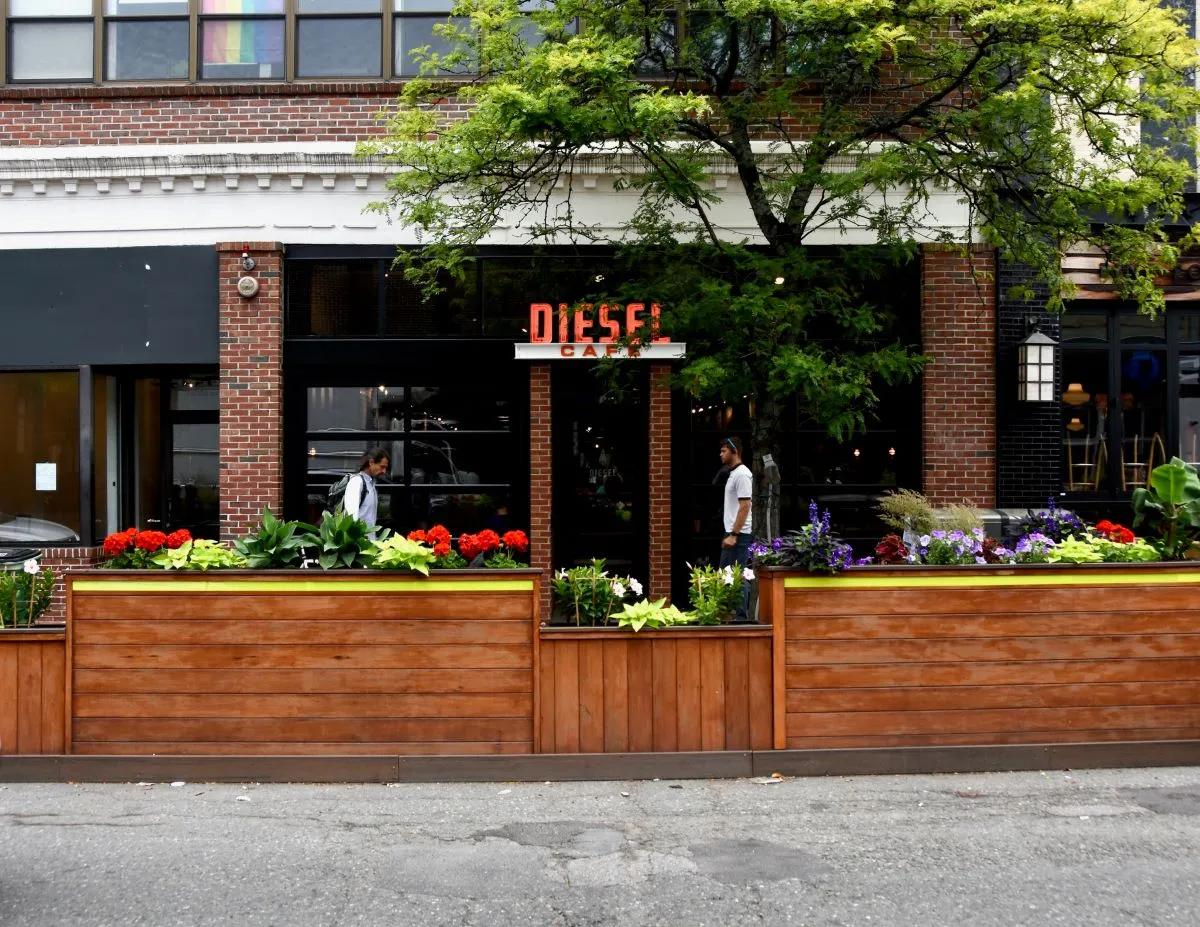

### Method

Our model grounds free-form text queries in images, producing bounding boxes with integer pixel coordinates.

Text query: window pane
[171,376,219,411]
[1119,313,1166,344]
[0,372,81,544]
[1060,313,1108,344]
[308,385,407,432]
[1061,350,1109,493]
[106,21,190,80]
[300,0,380,11]
[394,16,472,76]
[1180,352,1200,466]
[134,379,164,530]
[1120,349,1167,489]
[287,261,381,336]
[409,383,511,432]
[200,0,284,12]
[10,0,91,14]
[171,423,219,538]
[297,17,382,78]
[1179,313,1200,343]
[200,18,285,79]
[10,22,93,81]
[384,270,478,336]
[105,1,189,13]
[394,0,454,10]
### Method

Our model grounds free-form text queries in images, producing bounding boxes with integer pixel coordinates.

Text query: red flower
[407,529,428,543]
[1094,520,1135,543]
[166,529,192,549]
[1095,520,1115,533]
[427,525,451,546]
[501,530,529,553]
[135,530,167,553]
[459,533,482,560]
[102,528,137,557]
[433,541,451,558]
[476,529,501,553]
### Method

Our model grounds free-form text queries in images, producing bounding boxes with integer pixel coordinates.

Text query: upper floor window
[2,0,567,83]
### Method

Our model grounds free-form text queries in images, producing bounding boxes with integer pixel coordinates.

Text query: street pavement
[1,765,1198,926]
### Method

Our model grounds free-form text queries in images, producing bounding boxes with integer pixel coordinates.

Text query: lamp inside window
[1018,330,1057,401]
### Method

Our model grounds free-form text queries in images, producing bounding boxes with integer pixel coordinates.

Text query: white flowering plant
[0,559,56,628]
[687,563,752,625]
[551,558,643,626]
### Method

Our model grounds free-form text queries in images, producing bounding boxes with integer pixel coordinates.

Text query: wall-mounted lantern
[1017,330,1057,401]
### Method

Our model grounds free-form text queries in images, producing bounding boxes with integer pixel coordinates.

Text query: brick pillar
[921,245,997,507]
[217,242,284,539]
[529,364,553,621]
[647,363,672,602]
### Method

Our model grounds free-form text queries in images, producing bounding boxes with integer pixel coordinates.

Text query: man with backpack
[328,448,390,537]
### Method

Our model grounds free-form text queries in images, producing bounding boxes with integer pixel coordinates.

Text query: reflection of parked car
[0,513,80,544]
[1182,355,1199,385]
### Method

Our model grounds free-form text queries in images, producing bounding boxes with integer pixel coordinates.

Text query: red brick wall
[529,364,553,621]
[648,364,672,602]
[0,84,465,146]
[37,547,104,624]
[921,245,997,507]
[218,242,284,539]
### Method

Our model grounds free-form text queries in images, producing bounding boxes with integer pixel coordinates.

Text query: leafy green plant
[1095,538,1160,563]
[876,489,935,537]
[233,508,317,569]
[1048,536,1104,564]
[0,561,55,628]
[551,559,641,626]
[368,535,437,575]
[687,563,748,625]
[152,539,246,571]
[313,509,389,570]
[1132,457,1200,559]
[615,598,693,633]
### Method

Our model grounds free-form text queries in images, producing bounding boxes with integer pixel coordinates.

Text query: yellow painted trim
[72,579,534,594]
[783,571,1200,590]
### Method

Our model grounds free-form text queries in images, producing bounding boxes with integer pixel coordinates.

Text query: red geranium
[1094,520,1135,543]
[166,529,192,549]
[476,529,501,553]
[459,533,483,560]
[102,528,137,557]
[433,541,451,557]
[501,530,529,553]
[407,529,428,543]
[135,530,168,553]
[427,525,452,546]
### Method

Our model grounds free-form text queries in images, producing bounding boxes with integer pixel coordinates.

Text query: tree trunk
[750,394,783,542]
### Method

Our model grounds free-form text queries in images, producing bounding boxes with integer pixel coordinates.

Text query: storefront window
[0,371,81,545]
[1181,351,1200,466]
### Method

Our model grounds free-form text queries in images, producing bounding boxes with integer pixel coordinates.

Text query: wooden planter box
[536,625,774,753]
[0,628,66,755]
[758,565,1200,750]
[66,571,539,756]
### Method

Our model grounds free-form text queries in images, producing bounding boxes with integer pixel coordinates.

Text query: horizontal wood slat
[537,629,773,753]
[0,634,66,755]
[68,573,538,754]
[773,566,1200,749]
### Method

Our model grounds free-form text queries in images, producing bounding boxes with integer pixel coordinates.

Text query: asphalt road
[1,765,1198,926]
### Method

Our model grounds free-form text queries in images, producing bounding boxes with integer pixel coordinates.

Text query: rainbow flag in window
[201,0,283,12]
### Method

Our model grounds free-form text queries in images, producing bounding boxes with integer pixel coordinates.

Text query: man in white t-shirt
[718,436,753,622]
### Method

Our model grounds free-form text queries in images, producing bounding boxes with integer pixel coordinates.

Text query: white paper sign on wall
[35,462,57,492]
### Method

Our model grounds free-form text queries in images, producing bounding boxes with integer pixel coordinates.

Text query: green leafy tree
[364,0,1200,532]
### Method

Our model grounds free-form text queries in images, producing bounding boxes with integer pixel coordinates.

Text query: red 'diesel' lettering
[597,304,621,342]
[557,304,569,343]
[529,303,552,343]
[574,305,592,342]
[650,303,669,343]
[626,303,644,337]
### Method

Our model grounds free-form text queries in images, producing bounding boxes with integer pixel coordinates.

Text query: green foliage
[687,563,747,625]
[1096,538,1161,563]
[313,510,389,570]
[233,508,317,569]
[614,598,694,633]
[484,551,523,569]
[1131,457,1200,559]
[551,559,641,625]
[433,549,469,570]
[0,565,55,628]
[152,540,246,571]
[1048,536,1105,564]
[876,489,935,536]
[368,535,437,575]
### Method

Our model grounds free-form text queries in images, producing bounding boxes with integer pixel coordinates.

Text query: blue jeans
[719,533,752,622]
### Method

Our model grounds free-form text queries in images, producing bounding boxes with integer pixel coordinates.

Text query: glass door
[551,365,649,583]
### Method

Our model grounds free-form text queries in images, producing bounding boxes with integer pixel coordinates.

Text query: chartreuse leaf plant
[152,539,246,571]
[615,598,693,633]
[368,535,437,575]
[233,508,317,569]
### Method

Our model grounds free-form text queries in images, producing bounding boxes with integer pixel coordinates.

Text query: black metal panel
[0,247,217,367]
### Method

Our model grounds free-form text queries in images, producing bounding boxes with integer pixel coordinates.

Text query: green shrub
[152,540,246,571]
[233,509,317,568]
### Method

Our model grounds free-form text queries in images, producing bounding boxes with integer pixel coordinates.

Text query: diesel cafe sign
[514,302,686,360]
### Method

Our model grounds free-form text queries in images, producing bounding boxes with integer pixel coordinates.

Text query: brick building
[2,2,1191,618]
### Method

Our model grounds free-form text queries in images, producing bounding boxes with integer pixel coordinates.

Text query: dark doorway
[552,365,650,584]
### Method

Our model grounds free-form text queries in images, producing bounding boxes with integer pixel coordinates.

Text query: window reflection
[1120,349,1167,489]
[1061,351,1108,492]
[1180,351,1200,466]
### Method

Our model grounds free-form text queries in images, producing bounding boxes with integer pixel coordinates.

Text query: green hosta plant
[233,508,317,569]
[0,560,55,628]
[368,535,437,575]
[1132,457,1200,559]
[615,598,693,633]
[153,539,246,571]
[314,509,389,570]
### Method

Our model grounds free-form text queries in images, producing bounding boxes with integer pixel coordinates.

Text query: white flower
[721,569,735,586]
[23,559,39,575]
[919,535,932,547]
[628,577,643,596]
[556,569,567,580]
[742,568,755,582]
[611,580,626,597]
